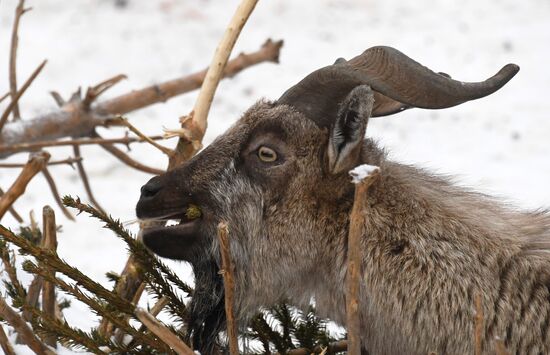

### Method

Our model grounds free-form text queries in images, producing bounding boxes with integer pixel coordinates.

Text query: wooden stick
[0,157,81,168]
[21,275,43,321]
[0,40,282,152]
[8,0,32,121]
[0,294,55,355]
[0,151,50,220]
[346,165,380,355]
[218,222,239,355]
[0,134,165,155]
[170,0,260,168]
[0,324,16,355]
[474,293,483,355]
[0,60,47,133]
[41,206,58,348]
[135,307,194,355]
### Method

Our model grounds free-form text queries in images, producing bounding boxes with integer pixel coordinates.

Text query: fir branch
[22,260,170,353]
[62,196,193,295]
[0,225,136,315]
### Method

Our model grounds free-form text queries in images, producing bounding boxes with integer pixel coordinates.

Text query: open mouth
[140,204,203,260]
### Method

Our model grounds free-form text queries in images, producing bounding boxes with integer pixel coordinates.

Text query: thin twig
[106,116,173,156]
[98,140,164,175]
[0,151,50,220]
[0,187,23,223]
[0,294,55,355]
[0,134,166,155]
[135,307,194,355]
[474,293,483,355]
[0,324,16,355]
[170,0,260,168]
[0,92,10,104]
[83,74,127,108]
[218,222,239,355]
[42,166,74,221]
[0,60,47,132]
[42,206,58,348]
[346,165,380,355]
[0,157,81,168]
[9,0,32,121]
[73,145,106,214]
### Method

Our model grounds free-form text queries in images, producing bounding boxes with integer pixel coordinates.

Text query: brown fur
[137,100,550,354]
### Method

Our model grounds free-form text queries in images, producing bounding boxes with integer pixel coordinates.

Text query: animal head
[135,46,518,350]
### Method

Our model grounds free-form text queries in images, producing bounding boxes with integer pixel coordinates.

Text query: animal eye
[257,146,278,162]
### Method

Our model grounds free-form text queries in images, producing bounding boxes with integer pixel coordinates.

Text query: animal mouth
[140,204,203,260]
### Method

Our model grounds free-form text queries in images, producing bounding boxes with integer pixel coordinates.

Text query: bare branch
[41,167,75,221]
[106,116,173,156]
[83,74,127,108]
[92,132,164,175]
[346,166,380,355]
[0,60,47,133]
[0,294,55,355]
[9,0,32,121]
[0,151,50,220]
[218,222,239,355]
[41,206,58,348]
[0,40,282,155]
[170,0,260,168]
[0,92,10,104]
[0,134,166,156]
[0,157,81,168]
[0,187,23,223]
[135,307,194,355]
[0,324,16,355]
[72,146,106,214]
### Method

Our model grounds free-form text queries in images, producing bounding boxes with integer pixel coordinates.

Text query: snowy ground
[1,0,549,353]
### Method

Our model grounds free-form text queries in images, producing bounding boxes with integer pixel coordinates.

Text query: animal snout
[140,176,163,200]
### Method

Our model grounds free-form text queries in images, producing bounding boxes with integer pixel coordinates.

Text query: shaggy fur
[137,99,550,354]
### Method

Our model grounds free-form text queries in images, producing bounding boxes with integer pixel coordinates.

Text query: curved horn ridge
[347,46,520,109]
[277,46,519,126]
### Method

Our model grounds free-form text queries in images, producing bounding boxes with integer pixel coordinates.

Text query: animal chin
[141,211,202,260]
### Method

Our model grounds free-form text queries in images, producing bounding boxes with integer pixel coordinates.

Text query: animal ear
[327,85,374,174]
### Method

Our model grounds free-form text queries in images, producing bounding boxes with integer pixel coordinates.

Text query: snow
[0,0,549,353]
[349,164,380,184]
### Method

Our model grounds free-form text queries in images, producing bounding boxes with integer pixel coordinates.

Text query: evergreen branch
[22,261,170,353]
[62,196,193,295]
[0,239,26,300]
[0,293,54,355]
[0,224,136,315]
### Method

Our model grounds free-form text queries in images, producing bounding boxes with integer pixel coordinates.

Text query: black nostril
[140,177,163,199]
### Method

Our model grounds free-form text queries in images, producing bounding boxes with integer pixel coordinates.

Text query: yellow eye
[258,146,278,162]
